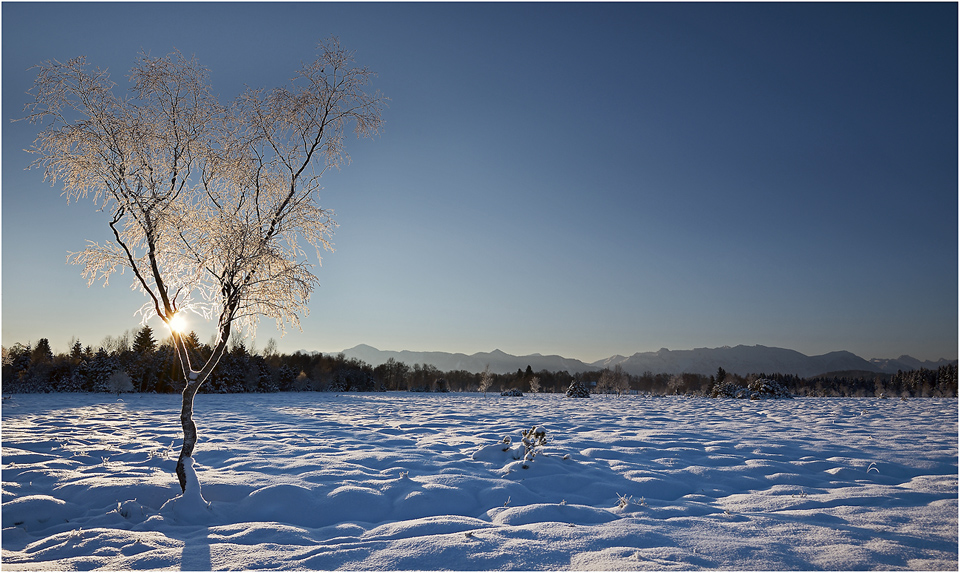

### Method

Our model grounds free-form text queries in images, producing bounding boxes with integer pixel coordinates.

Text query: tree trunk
[175,375,202,493]
[172,325,231,493]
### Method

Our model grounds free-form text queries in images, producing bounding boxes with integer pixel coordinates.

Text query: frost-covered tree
[610,364,629,396]
[479,365,494,396]
[596,368,613,394]
[528,375,541,393]
[21,38,385,494]
[107,370,134,394]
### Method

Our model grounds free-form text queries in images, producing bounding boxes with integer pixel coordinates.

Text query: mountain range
[340,344,956,378]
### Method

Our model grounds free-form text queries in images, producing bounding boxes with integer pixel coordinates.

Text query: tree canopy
[21,38,385,494]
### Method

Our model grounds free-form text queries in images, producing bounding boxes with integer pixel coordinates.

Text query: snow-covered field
[2,392,957,570]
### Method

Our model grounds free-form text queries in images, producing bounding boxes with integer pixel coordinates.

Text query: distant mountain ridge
[868,355,956,373]
[341,344,589,376]
[340,344,956,378]
[596,346,870,378]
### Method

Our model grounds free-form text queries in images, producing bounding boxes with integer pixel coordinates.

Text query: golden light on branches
[20,37,386,494]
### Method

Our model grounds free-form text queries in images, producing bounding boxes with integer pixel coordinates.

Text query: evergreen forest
[3,326,957,398]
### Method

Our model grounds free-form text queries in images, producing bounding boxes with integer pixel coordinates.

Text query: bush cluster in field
[3,328,957,397]
[710,378,793,400]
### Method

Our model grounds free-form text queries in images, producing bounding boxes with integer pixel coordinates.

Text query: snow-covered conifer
[747,378,793,399]
[566,379,590,398]
[131,326,157,355]
[87,349,117,393]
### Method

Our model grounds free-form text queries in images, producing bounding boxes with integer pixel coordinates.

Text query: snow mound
[326,484,390,524]
[230,483,324,527]
[472,438,524,464]
[490,502,618,526]
[114,499,147,523]
[157,457,212,524]
[363,515,492,540]
[2,393,956,571]
[1,495,75,531]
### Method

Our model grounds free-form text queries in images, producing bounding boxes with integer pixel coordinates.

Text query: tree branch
[108,208,163,319]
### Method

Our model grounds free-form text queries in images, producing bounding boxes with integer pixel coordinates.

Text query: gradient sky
[2,2,957,363]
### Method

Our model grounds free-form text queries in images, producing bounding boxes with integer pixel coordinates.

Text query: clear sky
[2,1,957,363]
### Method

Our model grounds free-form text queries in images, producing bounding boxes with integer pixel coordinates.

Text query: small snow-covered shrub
[565,380,590,398]
[520,425,547,468]
[501,388,523,397]
[472,425,548,469]
[747,378,793,399]
[521,425,546,449]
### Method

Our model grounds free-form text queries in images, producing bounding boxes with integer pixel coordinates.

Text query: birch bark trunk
[176,376,202,493]
[172,325,231,493]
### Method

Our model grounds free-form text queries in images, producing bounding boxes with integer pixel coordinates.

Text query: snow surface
[2,392,957,570]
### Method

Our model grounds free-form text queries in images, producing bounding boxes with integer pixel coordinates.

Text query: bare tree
[612,364,630,396]
[528,375,541,393]
[597,364,629,396]
[479,365,493,396]
[597,368,612,394]
[21,38,385,495]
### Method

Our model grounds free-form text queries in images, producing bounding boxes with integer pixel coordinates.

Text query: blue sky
[2,2,957,363]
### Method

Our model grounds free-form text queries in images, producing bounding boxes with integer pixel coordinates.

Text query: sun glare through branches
[167,312,188,333]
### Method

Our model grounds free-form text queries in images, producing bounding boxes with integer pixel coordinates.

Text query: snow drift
[2,392,957,570]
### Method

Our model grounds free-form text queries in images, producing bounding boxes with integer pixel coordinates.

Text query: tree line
[2,327,957,398]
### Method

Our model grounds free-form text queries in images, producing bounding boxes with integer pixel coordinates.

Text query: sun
[168,312,188,333]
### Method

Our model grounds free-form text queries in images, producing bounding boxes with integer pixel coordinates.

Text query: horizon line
[326,343,958,365]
